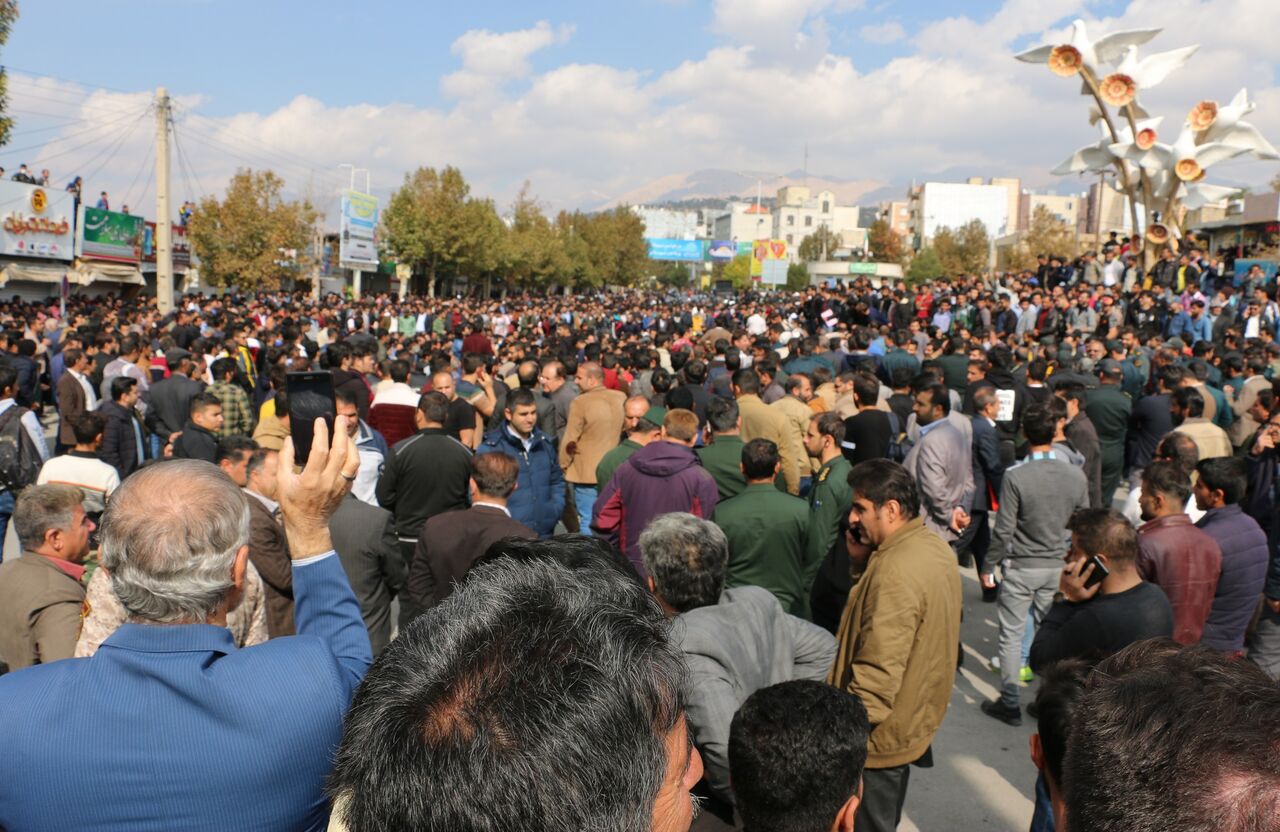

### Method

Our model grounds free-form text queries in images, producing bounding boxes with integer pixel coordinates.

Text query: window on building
[786,215,794,226]
[804,216,813,227]
[786,234,793,244]
[822,201,830,213]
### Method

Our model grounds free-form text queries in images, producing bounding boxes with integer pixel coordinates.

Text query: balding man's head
[100,460,250,624]
[624,395,650,430]
[575,361,605,391]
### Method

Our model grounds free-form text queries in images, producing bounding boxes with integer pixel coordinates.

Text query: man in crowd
[1029,507,1173,671]
[0,418,372,831]
[376,391,472,627]
[729,680,870,832]
[330,482,403,656]
[0,485,94,669]
[146,348,204,450]
[98,334,150,412]
[903,382,973,543]
[981,404,1090,727]
[37,412,119,527]
[1084,359,1131,507]
[639,513,835,815]
[1058,386,1102,507]
[100,376,148,480]
[773,372,818,492]
[536,359,575,442]
[1192,457,1269,654]
[478,387,565,538]
[1137,459,1222,645]
[804,412,853,612]
[713,438,810,614]
[228,440,296,639]
[1064,641,1280,832]
[829,459,961,832]
[560,361,626,532]
[1171,386,1232,460]
[968,386,1004,596]
[735,368,803,495]
[55,347,95,454]
[593,409,719,577]
[208,356,255,439]
[405,452,536,614]
[335,387,388,506]
[697,397,747,501]
[329,552,703,832]
[841,372,892,465]
[431,369,480,449]
[172,392,223,463]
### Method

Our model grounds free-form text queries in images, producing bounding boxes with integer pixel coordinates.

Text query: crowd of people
[0,245,1277,831]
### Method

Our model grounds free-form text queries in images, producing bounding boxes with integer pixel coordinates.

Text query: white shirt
[371,382,421,409]
[37,452,119,514]
[472,500,511,517]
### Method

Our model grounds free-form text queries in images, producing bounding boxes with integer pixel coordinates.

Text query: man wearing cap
[1085,359,1132,508]
[597,405,664,493]
[1208,297,1235,344]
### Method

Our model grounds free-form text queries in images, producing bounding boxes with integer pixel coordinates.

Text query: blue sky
[3,0,1275,216]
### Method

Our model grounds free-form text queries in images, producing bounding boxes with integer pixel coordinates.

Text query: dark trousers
[397,539,419,630]
[856,764,910,832]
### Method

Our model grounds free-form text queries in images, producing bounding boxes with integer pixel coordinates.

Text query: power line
[170,117,203,203]
[121,136,155,210]
[1,105,151,157]
[175,121,343,193]
[5,68,142,96]
[20,107,148,170]
[75,109,151,187]
[177,107,345,189]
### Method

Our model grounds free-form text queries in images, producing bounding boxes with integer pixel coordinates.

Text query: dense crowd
[0,243,1278,832]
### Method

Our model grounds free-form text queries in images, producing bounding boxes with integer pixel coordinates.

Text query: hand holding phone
[286,371,337,468]
[1059,555,1106,602]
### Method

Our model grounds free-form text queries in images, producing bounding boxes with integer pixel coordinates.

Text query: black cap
[1097,358,1124,377]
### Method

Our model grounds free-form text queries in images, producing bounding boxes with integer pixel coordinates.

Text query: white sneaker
[989,655,1001,671]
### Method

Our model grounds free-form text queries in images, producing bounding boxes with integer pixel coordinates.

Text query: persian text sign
[78,205,145,263]
[0,181,75,261]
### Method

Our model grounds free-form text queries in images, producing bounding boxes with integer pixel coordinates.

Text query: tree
[867,218,906,265]
[786,262,810,291]
[723,254,753,290]
[798,225,842,262]
[381,166,497,296]
[907,247,943,283]
[932,219,989,276]
[578,206,649,288]
[188,169,319,291]
[0,2,17,148]
[504,183,566,291]
[1006,204,1075,271]
[655,262,691,289]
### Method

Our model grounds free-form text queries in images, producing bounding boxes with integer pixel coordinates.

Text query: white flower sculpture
[1016,19,1280,265]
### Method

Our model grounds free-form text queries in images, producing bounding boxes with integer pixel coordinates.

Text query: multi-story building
[909,180,1013,248]
[632,206,702,240]
[1019,192,1080,230]
[711,202,773,245]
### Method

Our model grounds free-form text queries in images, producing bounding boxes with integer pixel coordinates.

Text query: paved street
[897,568,1036,831]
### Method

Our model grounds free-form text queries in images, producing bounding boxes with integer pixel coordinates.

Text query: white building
[632,206,702,240]
[711,202,773,245]
[912,181,1012,246]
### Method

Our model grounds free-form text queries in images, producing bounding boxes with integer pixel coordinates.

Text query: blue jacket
[477,424,565,537]
[0,554,372,832]
[1196,504,1269,652]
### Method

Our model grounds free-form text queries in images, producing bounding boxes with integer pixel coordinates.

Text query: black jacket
[376,427,472,539]
[172,420,219,463]
[100,400,146,478]
[146,373,205,437]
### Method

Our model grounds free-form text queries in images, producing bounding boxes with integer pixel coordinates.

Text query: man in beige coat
[734,368,802,495]
[772,372,820,482]
[829,459,961,832]
[0,485,94,670]
[560,361,626,532]
[1228,356,1271,448]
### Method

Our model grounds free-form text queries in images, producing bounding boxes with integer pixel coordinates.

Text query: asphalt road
[895,567,1038,831]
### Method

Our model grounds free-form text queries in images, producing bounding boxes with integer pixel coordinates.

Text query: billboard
[77,205,145,263]
[340,189,379,269]
[0,181,75,261]
[143,222,192,268]
[647,238,704,261]
[752,239,789,284]
[706,240,736,261]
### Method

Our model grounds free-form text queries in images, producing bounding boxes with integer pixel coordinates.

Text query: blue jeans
[573,484,598,536]
[1029,771,1056,832]
[0,489,14,561]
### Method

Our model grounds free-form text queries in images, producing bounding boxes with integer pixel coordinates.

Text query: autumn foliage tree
[932,219,990,276]
[867,219,906,265]
[1004,205,1076,271]
[188,169,319,290]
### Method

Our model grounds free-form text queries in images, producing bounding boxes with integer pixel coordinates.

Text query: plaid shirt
[210,380,255,438]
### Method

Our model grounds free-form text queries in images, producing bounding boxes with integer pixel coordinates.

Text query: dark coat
[246,495,294,638]
[476,424,565,537]
[330,494,404,654]
[1064,412,1104,508]
[146,373,205,438]
[970,415,1004,511]
[55,372,87,447]
[376,428,472,539]
[99,400,145,479]
[1195,505,1270,652]
[405,505,535,611]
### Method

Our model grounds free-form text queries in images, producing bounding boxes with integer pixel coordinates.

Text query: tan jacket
[1229,375,1270,447]
[0,553,86,670]
[560,386,626,484]
[740,394,802,494]
[772,395,820,477]
[829,518,962,768]
[1174,418,1233,461]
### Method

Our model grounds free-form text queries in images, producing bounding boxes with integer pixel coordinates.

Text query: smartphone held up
[286,371,337,467]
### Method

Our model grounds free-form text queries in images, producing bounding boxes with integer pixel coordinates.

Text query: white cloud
[859,21,906,43]
[9,1,1280,218]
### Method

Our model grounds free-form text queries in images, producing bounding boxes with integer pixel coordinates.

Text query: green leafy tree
[655,262,691,288]
[786,262,811,291]
[907,247,943,283]
[1006,204,1075,271]
[381,165,492,295]
[188,169,319,290]
[578,207,648,288]
[868,218,906,265]
[504,183,566,290]
[0,2,18,148]
[933,220,990,276]
[798,225,842,262]
[723,254,753,290]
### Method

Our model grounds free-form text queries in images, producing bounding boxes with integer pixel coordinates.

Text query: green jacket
[1084,384,1132,456]
[596,439,643,490]
[696,435,748,501]
[806,455,854,590]
[712,483,810,614]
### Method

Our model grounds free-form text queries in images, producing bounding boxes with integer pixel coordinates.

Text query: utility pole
[155,87,173,314]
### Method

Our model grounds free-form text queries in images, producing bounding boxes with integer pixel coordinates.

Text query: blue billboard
[706,240,736,261]
[647,238,704,261]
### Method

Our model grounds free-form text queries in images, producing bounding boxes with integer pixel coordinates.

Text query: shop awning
[72,260,145,286]
[0,261,71,287]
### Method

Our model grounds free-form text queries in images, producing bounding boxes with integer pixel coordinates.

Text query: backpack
[0,405,42,492]
[885,410,906,463]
